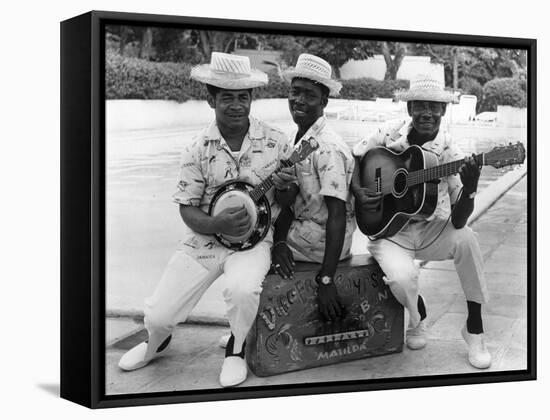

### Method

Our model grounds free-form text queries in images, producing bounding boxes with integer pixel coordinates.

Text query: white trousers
[142,232,271,361]
[367,218,488,329]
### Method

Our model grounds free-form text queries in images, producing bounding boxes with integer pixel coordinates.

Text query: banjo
[209,138,319,251]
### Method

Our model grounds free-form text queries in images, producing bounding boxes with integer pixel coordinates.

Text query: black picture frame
[60,10,537,409]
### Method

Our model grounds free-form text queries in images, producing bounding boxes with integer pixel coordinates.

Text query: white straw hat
[190,52,268,90]
[282,53,342,96]
[394,73,455,103]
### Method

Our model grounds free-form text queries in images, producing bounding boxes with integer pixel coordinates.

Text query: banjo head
[209,181,271,251]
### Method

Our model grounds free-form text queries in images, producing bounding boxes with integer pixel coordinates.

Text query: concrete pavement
[105,174,528,395]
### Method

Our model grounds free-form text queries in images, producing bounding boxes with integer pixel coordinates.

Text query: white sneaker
[461,326,492,369]
[406,320,428,350]
[219,356,247,387]
[118,336,171,371]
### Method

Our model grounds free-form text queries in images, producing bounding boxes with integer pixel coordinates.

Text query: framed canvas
[60,10,536,408]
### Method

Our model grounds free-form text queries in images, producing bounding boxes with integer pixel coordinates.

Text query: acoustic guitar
[209,137,319,251]
[356,142,526,240]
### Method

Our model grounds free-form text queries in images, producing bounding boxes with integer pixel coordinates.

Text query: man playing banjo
[351,74,491,369]
[270,54,356,321]
[118,52,296,387]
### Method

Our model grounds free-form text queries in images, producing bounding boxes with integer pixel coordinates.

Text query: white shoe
[118,336,171,371]
[461,326,492,369]
[219,356,247,387]
[218,334,231,349]
[406,320,428,350]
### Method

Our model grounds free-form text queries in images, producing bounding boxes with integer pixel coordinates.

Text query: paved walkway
[105,175,527,395]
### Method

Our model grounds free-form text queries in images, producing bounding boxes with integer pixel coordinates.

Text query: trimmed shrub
[339,78,410,100]
[106,53,410,102]
[106,53,206,102]
[481,77,527,112]
[253,70,289,99]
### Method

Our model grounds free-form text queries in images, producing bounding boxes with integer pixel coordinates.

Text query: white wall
[340,55,445,82]
[497,105,528,128]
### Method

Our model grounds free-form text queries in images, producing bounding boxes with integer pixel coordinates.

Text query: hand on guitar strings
[272,167,297,191]
[459,154,482,194]
[271,242,295,280]
[213,205,251,237]
[353,187,383,212]
[317,283,346,321]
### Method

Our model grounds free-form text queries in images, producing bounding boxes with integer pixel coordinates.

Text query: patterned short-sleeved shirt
[352,119,465,220]
[173,117,292,238]
[287,116,356,262]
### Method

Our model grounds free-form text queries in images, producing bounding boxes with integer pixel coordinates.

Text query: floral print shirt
[287,116,356,262]
[173,117,292,238]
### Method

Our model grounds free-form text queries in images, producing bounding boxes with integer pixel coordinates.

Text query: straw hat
[394,74,455,103]
[190,52,268,90]
[282,53,342,96]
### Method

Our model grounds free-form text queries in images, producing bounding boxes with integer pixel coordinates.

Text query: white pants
[142,232,271,361]
[367,218,488,329]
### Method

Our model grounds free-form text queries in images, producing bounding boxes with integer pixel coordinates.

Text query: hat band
[210,69,251,79]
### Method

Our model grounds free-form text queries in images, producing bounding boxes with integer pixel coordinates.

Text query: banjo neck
[249,159,294,203]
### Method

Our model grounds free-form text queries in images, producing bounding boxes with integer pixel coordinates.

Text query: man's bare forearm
[273,205,294,244]
[275,183,299,207]
[320,197,346,277]
[179,204,219,234]
[451,193,474,229]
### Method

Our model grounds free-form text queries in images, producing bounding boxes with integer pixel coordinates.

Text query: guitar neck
[407,153,484,186]
[249,159,294,203]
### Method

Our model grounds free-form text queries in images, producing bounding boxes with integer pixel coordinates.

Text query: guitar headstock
[289,137,320,164]
[484,142,526,169]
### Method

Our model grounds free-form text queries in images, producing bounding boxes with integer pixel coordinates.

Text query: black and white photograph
[6,0,550,417]
[97,15,533,400]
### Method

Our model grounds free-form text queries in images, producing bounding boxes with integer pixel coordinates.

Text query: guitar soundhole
[392,169,408,198]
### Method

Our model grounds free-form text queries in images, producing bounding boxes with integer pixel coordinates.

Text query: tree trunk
[332,65,341,79]
[139,28,153,60]
[452,48,459,89]
[118,27,128,55]
[382,42,406,80]
[198,31,211,59]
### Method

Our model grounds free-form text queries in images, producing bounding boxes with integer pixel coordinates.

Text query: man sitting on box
[270,53,356,321]
[117,52,295,387]
[350,74,491,369]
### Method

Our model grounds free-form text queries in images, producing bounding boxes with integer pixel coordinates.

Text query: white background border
[3,0,547,417]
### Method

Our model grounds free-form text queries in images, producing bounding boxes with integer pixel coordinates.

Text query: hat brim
[394,88,455,103]
[190,64,268,90]
[282,68,342,96]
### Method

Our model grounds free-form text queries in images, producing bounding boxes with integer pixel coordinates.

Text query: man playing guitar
[351,74,491,369]
[118,52,296,387]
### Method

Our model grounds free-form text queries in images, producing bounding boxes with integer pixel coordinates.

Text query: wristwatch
[315,273,333,285]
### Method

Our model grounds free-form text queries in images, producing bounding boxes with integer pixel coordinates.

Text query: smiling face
[288,78,328,131]
[407,100,447,141]
[207,88,252,131]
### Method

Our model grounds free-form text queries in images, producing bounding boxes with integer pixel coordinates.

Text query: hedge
[481,77,527,111]
[106,53,411,102]
[339,78,409,100]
